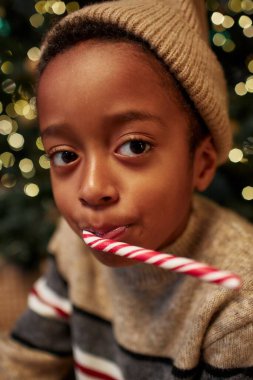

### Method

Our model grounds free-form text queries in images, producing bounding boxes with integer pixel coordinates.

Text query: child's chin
[92,250,137,268]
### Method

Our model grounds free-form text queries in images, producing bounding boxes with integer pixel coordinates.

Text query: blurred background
[0,0,252,330]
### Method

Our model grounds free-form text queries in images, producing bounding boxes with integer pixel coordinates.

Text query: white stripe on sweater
[28,292,59,319]
[74,346,124,380]
[34,277,72,315]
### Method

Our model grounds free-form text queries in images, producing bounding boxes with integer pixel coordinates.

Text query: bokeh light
[238,15,252,28]
[24,183,40,197]
[2,78,16,94]
[248,60,253,73]
[52,1,66,15]
[8,133,25,151]
[39,154,50,169]
[228,148,244,162]
[1,173,17,188]
[36,136,45,151]
[242,186,253,200]
[1,61,14,74]
[213,32,226,46]
[19,158,36,178]
[228,0,242,13]
[0,152,15,168]
[0,116,12,135]
[29,13,44,28]
[234,82,247,95]
[211,12,224,25]
[222,15,235,28]
[66,2,80,13]
[27,47,41,62]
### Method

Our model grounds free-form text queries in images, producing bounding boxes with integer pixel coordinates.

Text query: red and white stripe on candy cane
[82,231,241,290]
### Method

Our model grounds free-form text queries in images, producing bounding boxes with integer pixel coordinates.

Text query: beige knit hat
[40,0,232,164]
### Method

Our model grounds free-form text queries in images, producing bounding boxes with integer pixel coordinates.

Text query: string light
[222,39,236,52]
[238,15,252,28]
[211,12,224,25]
[14,100,28,116]
[11,119,18,132]
[36,137,45,151]
[234,82,247,95]
[243,26,253,37]
[27,47,41,62]
[52,1,66,15]
[6,103,17,117]
[7,133,24,151]
[1,173,17,188]
[39,154,50,169]
[222,15,235,28]
[228,0,242,13]
[30,13,44,28]
[2,78,16,94]
[248,60,253,74]
[30,97,37,111]
[241,0,253,12]
[0,118,12,135]
[66,2,80,13]
[19,158,35,179]
[245,76,253,91]
[24,183,40,197]
[0,115,17,135]
[242,186,253,200]
[228,148,244,162]
[0,152,15,168]
[1,61,14,74]
[35,1,47,14]
[213,32,226,46]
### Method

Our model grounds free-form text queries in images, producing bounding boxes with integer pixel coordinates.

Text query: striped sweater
[0,195,253,379]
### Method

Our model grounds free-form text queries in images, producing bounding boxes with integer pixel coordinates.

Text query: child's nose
[78,160,119,208]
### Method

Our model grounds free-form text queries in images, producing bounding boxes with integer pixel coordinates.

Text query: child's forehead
[38,39,192,143]
[41,39,184,110]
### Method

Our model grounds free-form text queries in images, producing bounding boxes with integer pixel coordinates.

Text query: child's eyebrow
[41,124,71,140]
[105,110,165,131]
[41,110,165,140]
[107,110,164,126]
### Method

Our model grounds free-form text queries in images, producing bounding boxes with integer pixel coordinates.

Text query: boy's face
[38,41,209,267]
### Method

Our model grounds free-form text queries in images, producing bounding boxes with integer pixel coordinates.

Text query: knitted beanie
[40,0,232,164]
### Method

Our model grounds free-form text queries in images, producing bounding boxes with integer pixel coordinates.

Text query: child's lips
[85,225,129,240]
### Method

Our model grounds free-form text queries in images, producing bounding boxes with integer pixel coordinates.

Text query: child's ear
[193,136,218,192]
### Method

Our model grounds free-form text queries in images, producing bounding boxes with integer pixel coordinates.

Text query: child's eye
[117,140,151,157]
[50,151,78,167]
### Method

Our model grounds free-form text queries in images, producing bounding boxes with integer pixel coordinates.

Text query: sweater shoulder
[193,195,253,285]
[193,197,253,352]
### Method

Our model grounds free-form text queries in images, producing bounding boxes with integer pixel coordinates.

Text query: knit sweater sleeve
[0,255,73,380]
[201,323,253,378]
[199,283,253,379]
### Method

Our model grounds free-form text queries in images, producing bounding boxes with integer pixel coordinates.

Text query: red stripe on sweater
[30,288,69,319]
[74,361,120,380]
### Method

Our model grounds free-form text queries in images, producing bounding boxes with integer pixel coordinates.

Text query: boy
[0,0,252,379]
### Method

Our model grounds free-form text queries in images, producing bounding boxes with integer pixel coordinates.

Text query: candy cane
[82,231,241,289]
